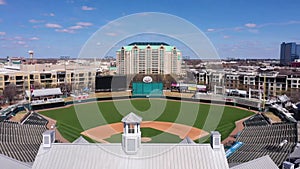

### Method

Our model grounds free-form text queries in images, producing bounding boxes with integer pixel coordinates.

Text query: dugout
[132,82,163,97]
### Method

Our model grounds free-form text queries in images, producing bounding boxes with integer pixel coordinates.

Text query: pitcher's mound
[141,137,152,142]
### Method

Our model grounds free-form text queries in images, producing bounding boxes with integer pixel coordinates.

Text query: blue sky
[0,0,300,59]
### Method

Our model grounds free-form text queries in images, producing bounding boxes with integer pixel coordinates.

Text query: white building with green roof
[116,42,182,75]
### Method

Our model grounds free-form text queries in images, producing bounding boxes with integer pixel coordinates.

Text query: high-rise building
[280,42,300,65]
[116,42,182,75]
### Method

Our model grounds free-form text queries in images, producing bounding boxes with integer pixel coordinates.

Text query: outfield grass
[40,99,254,142]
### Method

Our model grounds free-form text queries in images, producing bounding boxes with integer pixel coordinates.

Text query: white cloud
[258,20,300,28]
[207,28,215,32]
[55,29,75,34]
[82,5,95,11]
[29,37,39,40]
[0,32,6,36]
[67,22,93,31]
[205,20,300,36]
[45,23,62,28]
[223,35,230,39]
[29,19,44,23]
[16,41,26,45]
[0,0,6,5]
[244,23,257,28]
[69,25,83,30]
[44,13,55,17]
[77,22,93,27]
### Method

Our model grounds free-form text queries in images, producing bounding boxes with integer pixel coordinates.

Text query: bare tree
[33,81,42,89]
[3,84,17,104]
[59,83,72,96]
[285,88,300,103]
[0,90,4,105]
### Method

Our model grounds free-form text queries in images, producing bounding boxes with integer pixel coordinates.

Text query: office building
[280,42,300,65]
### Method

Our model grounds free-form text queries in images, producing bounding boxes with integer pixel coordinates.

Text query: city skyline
[0,0,300,59]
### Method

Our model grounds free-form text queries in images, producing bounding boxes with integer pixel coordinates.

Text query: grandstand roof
[230,155,279,169]
[32,143,229,169]
[25,88,62,97]
[180,137,196,144]
[0,154,31,169]
[72,136,89,144]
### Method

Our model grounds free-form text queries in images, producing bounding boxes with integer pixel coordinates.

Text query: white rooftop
[230,155,278,169]
[179,137,196,144]
[72,136,89,144]
[121,112,142,123]
[0,153,31,169]
[32,143,229,169]
[25,88,62,97]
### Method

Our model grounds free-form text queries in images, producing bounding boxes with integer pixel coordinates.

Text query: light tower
[27,50,34,106]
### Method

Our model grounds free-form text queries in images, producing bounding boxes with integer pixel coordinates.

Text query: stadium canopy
[230,155,278,169]
[0,154,31,169]
[32,143,229,169]
[25,88,62,98]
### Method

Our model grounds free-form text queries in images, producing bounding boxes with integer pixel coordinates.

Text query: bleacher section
[22,113,48,126]
[0,113,48,163]
[243,114,270,127]
[228,122,297,166]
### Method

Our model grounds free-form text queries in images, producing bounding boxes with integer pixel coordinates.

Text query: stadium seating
[243,114,270,126]
[0,113,48,162]
[228,122,297,166]
[22,112,48,126]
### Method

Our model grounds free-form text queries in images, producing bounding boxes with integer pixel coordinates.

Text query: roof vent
[210,131,221,150]
[42,130,55,148]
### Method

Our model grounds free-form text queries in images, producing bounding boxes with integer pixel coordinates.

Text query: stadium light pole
[27,51,34,111]
[60,56,70,97]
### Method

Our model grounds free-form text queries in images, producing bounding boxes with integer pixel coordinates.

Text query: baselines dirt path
[81,121,209,143]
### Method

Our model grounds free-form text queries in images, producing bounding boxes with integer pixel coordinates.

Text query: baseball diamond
[39,98,255,143]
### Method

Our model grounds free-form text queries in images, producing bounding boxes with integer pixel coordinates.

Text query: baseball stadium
[0,73,298,169]
[35,74,257,145]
